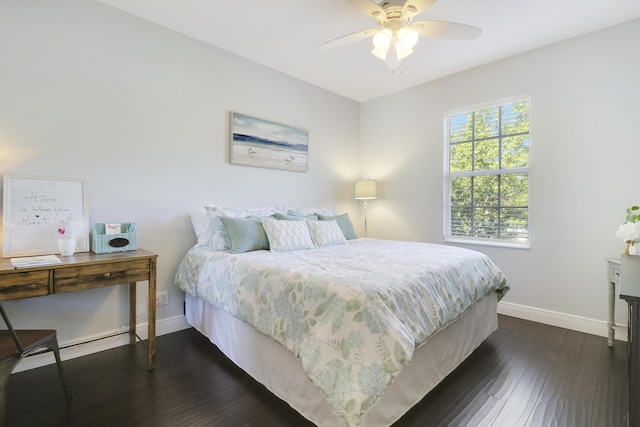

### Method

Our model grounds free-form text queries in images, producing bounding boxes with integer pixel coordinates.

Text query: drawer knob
[103,272,111,278]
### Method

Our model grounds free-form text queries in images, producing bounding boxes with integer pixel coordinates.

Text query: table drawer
[0,270,50,301]
[54,259,150,293]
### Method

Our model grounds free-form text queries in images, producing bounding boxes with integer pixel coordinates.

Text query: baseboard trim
[14,314,191,373]
[497,301,623,341]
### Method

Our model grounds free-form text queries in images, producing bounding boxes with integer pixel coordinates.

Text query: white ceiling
[97,0,640,102]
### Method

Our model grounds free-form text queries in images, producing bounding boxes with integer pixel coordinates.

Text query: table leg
[148,257,157,370]
[129,283,136,346]
[608,281,616,347]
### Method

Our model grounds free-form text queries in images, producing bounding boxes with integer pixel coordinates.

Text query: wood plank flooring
[4,315,628,426]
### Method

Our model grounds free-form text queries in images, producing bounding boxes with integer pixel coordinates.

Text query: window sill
[443,237,530,250]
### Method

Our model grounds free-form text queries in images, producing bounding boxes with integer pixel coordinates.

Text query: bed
[175,205,509,427]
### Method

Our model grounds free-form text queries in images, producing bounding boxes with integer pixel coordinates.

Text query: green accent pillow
[318,213,358,240]
[219,216,270,253]
[275,212,318,221]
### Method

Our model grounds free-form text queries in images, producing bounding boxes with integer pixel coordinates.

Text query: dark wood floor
[5,315,628,427]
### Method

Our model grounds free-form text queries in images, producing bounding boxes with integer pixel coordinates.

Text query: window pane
[474,175,499,207]
[450,142,472,173]
[502,135,529,169]
[500,208,529,240]
[451,176,472,206]
[502,101,529,135]
[450,113,472,143]
[451,207,472,236]
[501,174,528,207]
[474,138,499,170]
[474,207,499,238]
[474,107,499,139]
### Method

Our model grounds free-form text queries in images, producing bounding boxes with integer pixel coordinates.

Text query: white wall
[361,19,640,330]
[0,0,360,354]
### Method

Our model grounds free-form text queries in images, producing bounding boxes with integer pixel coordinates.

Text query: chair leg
[47,339,72,401]
[0,358,22,427]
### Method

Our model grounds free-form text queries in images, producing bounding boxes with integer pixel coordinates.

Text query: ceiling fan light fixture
[371,46,388,61]
[397,27,419,50]
[385,42,401,71]
[372,29,392,50]
[395,45,413,61]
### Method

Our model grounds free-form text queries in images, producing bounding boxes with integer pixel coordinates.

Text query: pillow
[204,205,278,251]
[190,209,211,245]
[275,212,318,221]
[262,218,314,252]
[318,213,358,240]
[205,205,277,218]
[306,219,346,247]
[286,205,338,217]
[219,216,270,253]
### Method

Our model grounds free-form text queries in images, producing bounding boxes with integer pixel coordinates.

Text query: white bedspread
[175,239,508,426]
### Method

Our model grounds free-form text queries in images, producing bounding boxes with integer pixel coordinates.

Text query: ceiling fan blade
[317,28,378,49]
[412,20,482,40]
[343,0,386,18]
[402,0,439,17]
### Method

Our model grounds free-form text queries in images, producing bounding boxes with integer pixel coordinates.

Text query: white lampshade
[354,179,378,200]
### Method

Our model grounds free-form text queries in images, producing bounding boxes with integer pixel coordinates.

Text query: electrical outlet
[156,291,168,306]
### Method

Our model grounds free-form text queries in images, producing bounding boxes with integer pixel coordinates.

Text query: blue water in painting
[233,133,308,153]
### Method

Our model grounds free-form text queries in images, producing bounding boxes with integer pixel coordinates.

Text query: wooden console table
[0,249,157,370]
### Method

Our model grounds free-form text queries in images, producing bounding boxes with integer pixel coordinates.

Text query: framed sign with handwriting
[2,175,89,257]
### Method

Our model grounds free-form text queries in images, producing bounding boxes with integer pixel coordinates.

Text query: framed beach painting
[230,112,309,172]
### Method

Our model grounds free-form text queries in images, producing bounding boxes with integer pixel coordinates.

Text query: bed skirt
[185,292,498,426]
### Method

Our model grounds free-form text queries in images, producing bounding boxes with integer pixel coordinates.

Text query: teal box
[91,223,137,253]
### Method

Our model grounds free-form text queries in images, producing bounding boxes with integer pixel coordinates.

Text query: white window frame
[443,95,531,249]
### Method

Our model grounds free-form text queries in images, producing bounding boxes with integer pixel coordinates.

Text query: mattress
[185,292,499,426]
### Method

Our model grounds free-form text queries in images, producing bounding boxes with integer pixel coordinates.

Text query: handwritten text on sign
[3,176,87,257]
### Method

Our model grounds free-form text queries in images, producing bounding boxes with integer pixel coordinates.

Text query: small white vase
[58,238,76,256]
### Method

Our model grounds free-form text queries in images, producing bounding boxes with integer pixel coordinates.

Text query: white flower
[616,221,640,243]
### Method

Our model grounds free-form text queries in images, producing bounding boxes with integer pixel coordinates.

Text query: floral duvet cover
[175,239,508,426]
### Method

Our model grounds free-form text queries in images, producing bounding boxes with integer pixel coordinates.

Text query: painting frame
[230,112,309,172]
[2,174,89,257]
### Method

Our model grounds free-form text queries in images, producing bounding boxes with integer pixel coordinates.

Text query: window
[444,97,530,248]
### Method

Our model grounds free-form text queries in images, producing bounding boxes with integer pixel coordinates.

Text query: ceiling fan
[319,0,481,72]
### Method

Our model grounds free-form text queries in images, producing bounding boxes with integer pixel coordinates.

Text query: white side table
[607,257,626,346]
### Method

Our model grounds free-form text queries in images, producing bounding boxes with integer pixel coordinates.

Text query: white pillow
[203,205,278,251]
[306,219,346,247]
[205,205,277,218]
[285,205,338,217]
[190,209,211,246]
[262,218,314,252]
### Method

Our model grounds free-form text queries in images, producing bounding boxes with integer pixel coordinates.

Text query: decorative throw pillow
[318,213,358,240]
[306,219,347,247]
[262,218,314,252]
[204,205,277,251]
[219,216,270,253]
